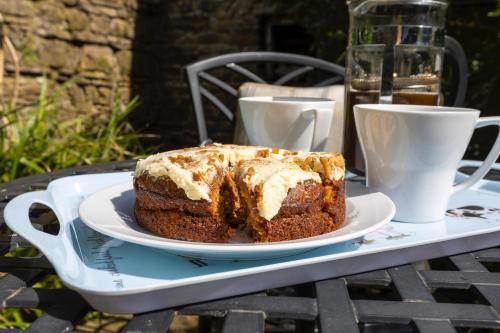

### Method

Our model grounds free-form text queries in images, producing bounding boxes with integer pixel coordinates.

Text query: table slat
[121,309,174,333]
[315,279,359,333]
[222,311,265,333]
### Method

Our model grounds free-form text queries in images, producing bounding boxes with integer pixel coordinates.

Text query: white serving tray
[4,161,500,314]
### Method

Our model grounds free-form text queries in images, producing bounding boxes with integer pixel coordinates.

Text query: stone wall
[0,0,273,149]
[0,0,135,115]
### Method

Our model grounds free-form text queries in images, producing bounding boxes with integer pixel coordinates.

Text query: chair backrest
[184,52,345,143]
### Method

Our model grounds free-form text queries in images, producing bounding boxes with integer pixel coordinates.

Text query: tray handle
[4,190,62,255]
[454,117,500,193]
[5,191,87,282]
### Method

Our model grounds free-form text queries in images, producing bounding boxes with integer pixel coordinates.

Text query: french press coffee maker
[343,0,449,170]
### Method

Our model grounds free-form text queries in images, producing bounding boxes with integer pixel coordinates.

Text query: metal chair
[185,37,468,144]
[184,52,346,144]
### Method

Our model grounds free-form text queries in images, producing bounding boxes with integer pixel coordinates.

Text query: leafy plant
[0,77,151,182]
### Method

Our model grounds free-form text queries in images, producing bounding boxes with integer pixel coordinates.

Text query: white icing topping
[135,150,222,201]
[134,144,344,218]
[237,158,321,221]
[197,144,268,165]
[282,151,345,181]
[134,145,267,201]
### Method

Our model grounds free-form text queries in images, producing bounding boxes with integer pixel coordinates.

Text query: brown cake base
[324,180,346,231]
[134,175,218,215]
[133,167,345,243]
[262,211,337,242]
[134,174,232,243]
[134,205,229,243]
[237,180,345,242]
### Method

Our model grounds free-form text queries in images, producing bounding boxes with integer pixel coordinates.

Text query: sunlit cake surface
[133,144,345,243]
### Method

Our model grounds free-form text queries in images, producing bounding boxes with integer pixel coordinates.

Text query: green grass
[0,77,151,182]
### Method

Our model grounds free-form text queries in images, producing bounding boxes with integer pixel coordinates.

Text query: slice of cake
[134,149,230,243]
[234,158,332,242]
[283,151,346,226]
[133,144,271,242]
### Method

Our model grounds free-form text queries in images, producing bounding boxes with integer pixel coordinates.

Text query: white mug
[238,96,335,151]
[354,104,500,223]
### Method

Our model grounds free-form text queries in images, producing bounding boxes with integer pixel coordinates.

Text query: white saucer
[78,181,395,260]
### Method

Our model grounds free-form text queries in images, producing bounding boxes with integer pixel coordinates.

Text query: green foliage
[5,247,39,258]
[0,308,37,330]
[487,0,500,17]
[19,37,38,63]
[0,77,149,182]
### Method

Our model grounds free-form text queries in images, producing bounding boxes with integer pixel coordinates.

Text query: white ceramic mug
[238,96,335,151]
[354,104,500,223]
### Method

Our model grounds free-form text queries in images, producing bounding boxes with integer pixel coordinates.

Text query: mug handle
[453,116,500,193]
[303,108,333,151]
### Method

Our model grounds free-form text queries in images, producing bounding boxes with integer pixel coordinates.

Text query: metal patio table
[1,161,500,333]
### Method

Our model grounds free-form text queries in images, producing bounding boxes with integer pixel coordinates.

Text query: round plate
[78,182,395,260]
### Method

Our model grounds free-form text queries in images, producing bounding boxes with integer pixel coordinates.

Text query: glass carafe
[347,0,448,99]
[343,0,448,170]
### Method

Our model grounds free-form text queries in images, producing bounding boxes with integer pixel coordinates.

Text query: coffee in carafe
[392,74,440,105]
[392,45,443,106]
[344,78,380,168]
[343,45,383,170]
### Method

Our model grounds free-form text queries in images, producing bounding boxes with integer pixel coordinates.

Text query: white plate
[78,181,395,259]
